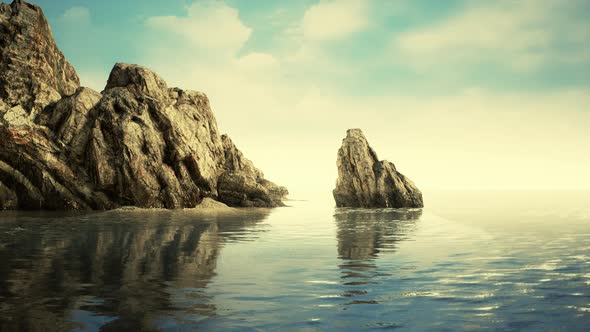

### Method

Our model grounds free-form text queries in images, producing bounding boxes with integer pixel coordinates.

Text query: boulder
[333,129,423,208]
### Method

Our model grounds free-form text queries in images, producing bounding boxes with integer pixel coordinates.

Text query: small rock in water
[333,129,423,208]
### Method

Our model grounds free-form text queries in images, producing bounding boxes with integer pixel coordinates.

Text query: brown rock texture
[333,129,423,208]
[0,1,287,210]
[218,135,288,207]
[0,0,79,116]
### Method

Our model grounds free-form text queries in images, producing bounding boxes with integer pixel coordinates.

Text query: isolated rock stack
[333,129,423,208]
[0,0,287,210]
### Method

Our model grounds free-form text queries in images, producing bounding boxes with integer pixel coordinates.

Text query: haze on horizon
[18,0,590,197]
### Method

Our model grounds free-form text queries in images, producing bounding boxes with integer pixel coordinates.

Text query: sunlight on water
[0,191,588,331]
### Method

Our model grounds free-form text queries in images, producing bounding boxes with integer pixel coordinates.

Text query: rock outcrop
[333,129,423,208]
[0,0,79,117]
[0,0,287,210]
[219,135,288,207]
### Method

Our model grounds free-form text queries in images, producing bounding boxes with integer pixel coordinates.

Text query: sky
[13,0,590,196]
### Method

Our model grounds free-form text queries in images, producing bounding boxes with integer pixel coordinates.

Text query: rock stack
[333,129,423,208]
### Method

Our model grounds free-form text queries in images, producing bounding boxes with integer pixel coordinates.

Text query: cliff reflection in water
[334,208,422,303]
[0,209,270,332]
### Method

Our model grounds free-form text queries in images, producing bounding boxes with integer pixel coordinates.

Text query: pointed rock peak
[0,1,43,21]
[346,128,366,138]
[104,63,169,100]
[10,0,38,12]
[343,129,372,148]
[340,128,379,162]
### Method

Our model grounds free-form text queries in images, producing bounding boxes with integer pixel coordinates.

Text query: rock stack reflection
[335,208,422,260]
[0,209,270,332]
[334,208,421,304]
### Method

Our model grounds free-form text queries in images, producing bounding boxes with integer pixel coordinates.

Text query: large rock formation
[333,129,423,208]
[0,0,287,210]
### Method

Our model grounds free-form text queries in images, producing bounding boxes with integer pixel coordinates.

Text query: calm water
[0,192,589,331]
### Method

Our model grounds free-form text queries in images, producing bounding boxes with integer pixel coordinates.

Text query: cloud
[393,0,589,70]
[60,6,91,26]
[146,1,251,52]
[238,52,278,69]
[302,0,370,41]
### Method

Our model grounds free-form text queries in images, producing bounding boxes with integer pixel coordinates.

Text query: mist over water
[0,191,588,331]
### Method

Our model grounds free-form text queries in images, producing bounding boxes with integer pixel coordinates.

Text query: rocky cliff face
[0,0,287,210]
[219,135,288,207]
[333,129,423,208]
[0,0,79,116]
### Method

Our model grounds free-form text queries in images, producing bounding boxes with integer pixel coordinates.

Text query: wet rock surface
[0,1,287,210]
[333,129,423,208]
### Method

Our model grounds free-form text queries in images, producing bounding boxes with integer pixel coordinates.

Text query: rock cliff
[0,0,287,210]
[0,0,79,117]
[333,129,423,208]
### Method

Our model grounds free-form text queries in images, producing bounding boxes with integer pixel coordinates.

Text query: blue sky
[29,0,590,94]
[10,0,590,193]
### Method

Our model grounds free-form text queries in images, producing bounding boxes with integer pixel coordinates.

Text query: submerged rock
[0,0,287,210]
[333,129,423,208]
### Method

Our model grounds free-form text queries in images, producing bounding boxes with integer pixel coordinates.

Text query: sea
[0,191,588,331]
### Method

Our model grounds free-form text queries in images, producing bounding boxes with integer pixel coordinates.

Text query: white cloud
[399,3,547,52]
[236,53,279,70]
[394,0,587,70]
[302,0,370,41]
[60,6,91,26]
[146,1,251,52]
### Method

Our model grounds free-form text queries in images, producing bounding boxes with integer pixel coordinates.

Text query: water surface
[0,192,589,331]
